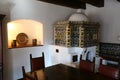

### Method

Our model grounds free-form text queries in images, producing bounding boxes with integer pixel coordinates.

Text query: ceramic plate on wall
[16,33,28,45]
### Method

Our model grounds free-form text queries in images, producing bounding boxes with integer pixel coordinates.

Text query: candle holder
[12,40,17,47]
[32,39,37,46]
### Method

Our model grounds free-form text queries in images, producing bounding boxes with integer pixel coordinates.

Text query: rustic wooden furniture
[0,14,5,80]
[98,58,119,80]
[79,55,95,72]
[30,52,45,72]
[22,66,37,80]
[26,64,113,80]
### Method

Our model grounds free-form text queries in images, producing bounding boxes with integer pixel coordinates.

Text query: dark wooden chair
[30,52,45,72]
[22,66,38,80]
[79,54,95,72]
[98,58,119,80]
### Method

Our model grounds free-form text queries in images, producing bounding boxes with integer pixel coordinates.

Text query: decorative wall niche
[7,19,43,48]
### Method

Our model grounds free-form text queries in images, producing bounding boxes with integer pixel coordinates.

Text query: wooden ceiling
[37,0,104,9]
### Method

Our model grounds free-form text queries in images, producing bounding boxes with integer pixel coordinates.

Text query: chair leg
[34,72,38,80]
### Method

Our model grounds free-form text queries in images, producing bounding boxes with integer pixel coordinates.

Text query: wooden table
[27,64,98,80]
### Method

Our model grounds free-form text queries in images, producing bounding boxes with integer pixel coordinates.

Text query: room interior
[0,0,120,80]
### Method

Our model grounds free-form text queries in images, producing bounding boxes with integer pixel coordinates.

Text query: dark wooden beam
[37,0,86,9]
[117,0,120,2]
[80,0,104,7]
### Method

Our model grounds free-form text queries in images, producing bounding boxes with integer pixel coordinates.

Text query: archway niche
[7,19,43,48]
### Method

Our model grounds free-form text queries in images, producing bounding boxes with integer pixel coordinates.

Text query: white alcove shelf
[7,19,43,48]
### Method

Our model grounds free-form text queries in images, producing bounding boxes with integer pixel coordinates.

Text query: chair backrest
[79,55,95,72]
[22,66,37,80]
[98,59,119,80]
[30,52,45,72]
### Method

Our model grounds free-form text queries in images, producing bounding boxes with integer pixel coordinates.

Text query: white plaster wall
[7,45,96,80]
[1,0,120,80]
[47,45,71,65]
[7,45,71,80]
[2,0,75,80]
[0,0,12,15]
[86,0,120,43]
[10,0,76,45]
[7,46,49,80]
[1,0,120,45]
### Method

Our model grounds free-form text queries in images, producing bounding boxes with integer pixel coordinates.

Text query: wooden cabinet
[0,14,5,80]
[54,21,100,48]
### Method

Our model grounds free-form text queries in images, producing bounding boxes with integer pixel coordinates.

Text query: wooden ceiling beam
[117,0,120,2]
[80,0,104,7]
[37,0,105,9]
[37,0,86,9]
